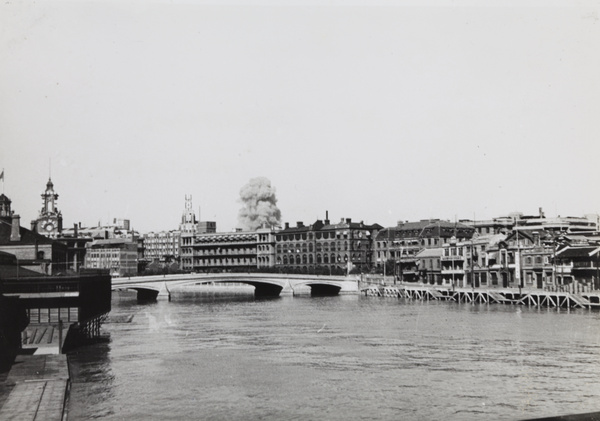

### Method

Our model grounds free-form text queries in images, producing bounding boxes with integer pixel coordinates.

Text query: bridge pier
[279,280,294,297]
[156,283,171,301]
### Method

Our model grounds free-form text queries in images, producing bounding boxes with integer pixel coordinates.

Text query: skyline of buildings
[1,177,599,288]
[11,175,600,238]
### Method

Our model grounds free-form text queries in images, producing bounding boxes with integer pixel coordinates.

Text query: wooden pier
[360,284,600,310]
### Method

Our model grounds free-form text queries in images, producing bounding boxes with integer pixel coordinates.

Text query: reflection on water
[67,289,600,421]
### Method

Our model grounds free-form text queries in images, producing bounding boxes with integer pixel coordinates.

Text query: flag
[0,170,3,181]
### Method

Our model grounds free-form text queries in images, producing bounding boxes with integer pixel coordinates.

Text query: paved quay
[0,354,69,421]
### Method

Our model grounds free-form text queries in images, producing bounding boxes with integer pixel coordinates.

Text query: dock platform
[361,283,600,309]
[0,354,69,421]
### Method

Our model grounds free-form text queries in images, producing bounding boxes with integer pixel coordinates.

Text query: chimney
[346,218,351,224]
[74,223,78,238]
[297,221,304,228]
[285,222,289,229]
[10,214,21,242]
[324,210,330,225]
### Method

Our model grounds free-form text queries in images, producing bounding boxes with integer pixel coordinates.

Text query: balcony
[573,261,599,269]
[441,255,464,262]
[441,268,464,275]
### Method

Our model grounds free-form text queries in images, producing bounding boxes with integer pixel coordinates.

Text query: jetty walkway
[362,283,600,310]
[0,354,69,420]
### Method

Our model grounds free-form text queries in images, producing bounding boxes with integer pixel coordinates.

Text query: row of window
[278,242,365,253]
[86,253,120,259]
[193,258,256,266]
[277,254,356,265]
[194,248,255,256]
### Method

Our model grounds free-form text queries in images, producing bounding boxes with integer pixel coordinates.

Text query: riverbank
[0,354,69,420]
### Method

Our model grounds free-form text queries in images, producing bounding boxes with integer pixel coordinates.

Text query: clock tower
[32,178,63,237]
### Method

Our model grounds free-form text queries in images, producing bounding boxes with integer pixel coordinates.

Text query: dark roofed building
[554,245,600,291]
[374,219,476,282]
[0,197,68,275]
[275,215,382,275]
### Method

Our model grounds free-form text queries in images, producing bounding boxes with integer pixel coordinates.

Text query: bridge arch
[112,273,358,300]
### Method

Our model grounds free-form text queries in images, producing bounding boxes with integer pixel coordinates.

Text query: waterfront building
[554,242,600,291]
[478,230,539,289]
[84,238,138,277]
[416,247,443,285]
[178,195,217,272]
[440,238,466,288]
[188,229,272,272]
[375,220,475,282]
[274,215,381,275]
[0,195,68,275]
[30,178,63,238]
[257,226,277,269]
[518,231,555,290]
[464,233,507,288]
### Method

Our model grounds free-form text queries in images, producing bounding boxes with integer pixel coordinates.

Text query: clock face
[43,220,55,232]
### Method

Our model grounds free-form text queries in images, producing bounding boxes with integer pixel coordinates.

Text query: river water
[66,288,600,420]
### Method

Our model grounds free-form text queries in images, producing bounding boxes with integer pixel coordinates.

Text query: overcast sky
[1,0,599,233]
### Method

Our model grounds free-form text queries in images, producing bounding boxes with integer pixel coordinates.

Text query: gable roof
[388,220,475,240]
[0,217,55,246]
[555,246,600,259]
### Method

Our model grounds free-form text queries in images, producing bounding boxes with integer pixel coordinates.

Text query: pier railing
[1,274,111,324]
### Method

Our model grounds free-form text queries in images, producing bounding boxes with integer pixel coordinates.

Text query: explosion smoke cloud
[237,177,282,231]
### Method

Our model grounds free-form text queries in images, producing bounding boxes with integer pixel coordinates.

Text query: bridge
[112,273,360,300]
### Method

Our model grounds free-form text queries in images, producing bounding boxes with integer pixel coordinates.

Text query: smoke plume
[237,177,282,231]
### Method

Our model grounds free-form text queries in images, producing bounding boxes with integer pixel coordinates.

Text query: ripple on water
[67,295,600,421]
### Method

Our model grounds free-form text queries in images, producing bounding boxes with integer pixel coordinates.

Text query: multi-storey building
[554,241,600,291]
[178,196,218,271]
[257,226,277,269]
[143,231,180,261]
[274,216,381,274]
[374,219,475,282]
[416,247,443,285]
[188,229,278,272]
[84,238,138,277]
[440,238,466,288]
